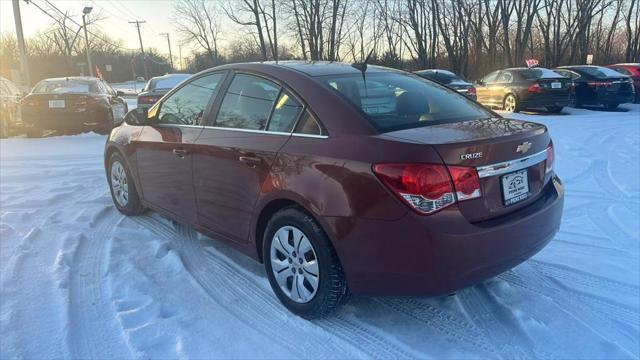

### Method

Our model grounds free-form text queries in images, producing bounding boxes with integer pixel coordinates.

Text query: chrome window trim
[199,125,329,138]
[476,149,548,178]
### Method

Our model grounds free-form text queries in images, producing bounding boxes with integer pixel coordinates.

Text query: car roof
[38,76,99,83]
[609,63,640,66]
[415,69,456,75]
[223,61,394,77]
[151,73,191,80]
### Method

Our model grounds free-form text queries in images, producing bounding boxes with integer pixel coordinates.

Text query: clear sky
[1,0,189,56]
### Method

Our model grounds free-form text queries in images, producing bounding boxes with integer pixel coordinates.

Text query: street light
[82,6,94,77]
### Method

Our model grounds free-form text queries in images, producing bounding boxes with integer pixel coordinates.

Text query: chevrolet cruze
[104,62,564,318]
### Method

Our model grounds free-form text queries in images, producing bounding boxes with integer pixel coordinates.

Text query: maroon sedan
[21,77,128,137]
[105,62,564,318]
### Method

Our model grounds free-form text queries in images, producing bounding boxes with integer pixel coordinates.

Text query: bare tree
[174,0,222,64]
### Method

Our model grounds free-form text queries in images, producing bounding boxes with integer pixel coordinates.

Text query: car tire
[263,207,348,319]
[107,151,146,216]
[26,127,43,138]
[604,103,619,110]
[503,94,519,112]
[97,110,114,135]
[546,106,563,113]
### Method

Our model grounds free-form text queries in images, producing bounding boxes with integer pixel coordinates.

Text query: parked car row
[414,63,638,112]
[0,77,23,138]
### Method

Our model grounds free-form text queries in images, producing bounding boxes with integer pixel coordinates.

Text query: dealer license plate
[502,169,530,206]
[551,82,562,89]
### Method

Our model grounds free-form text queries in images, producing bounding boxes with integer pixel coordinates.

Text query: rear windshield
[575,66,627,79]
[517,68,565,79]
[418,71,467,84]
[150,75,190,91]
[320,72,491,132]
[33,80,94,94]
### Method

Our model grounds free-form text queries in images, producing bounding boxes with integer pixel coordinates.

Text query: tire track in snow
[375,297,499,357]
[67,206,132,359]
[456,284,543,359]
[499,266,639,355]
[133,215,418,359]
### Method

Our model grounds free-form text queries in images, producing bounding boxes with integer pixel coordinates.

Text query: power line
[36,0,138,51]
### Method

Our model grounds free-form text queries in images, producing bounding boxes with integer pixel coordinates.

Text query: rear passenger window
[294,111,324,136]
[215,74,280,130]
[267,90,303,132]
[496,72,513,83]
[158,73,224,125]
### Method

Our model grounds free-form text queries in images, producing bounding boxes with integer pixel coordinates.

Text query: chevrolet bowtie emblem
[516,141,532,154]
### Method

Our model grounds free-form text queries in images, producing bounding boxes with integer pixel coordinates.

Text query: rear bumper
[328,175,564,296]
[22,108,108,130]
[520,94,570,109]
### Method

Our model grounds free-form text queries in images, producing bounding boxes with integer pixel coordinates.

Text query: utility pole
[82,7,94,77]
[11,0,30,86]
[129,20,149,79]
[159,33,174,69]
[178,45,183,71]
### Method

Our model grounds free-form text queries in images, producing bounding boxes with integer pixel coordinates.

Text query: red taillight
[467,87,476,95]
[546,142,554,173]
[138,96,160,104]
[76,96,98,106]
[373,163,481,215]
[528,82,542,93]
[447,166,482,201]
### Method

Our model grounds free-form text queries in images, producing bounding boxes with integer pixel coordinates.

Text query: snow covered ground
[1,104,638,359]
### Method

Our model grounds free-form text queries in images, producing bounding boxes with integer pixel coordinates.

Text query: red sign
[525,59,539,68]
[95,65,103,79]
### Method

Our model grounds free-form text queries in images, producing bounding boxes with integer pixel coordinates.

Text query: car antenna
[351,49,375,95]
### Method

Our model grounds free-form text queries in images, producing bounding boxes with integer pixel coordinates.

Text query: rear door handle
[239,155,262,167]
[172,148,188,158]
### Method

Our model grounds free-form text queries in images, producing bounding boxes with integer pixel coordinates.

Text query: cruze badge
[460,152,483,160]
[516,141,532,154]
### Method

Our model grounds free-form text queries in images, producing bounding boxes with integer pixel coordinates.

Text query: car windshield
[33,80,93,94]
[575,66,626,79]
[150,75,190,91]
[320,72,491,133]
[518,68,565,79]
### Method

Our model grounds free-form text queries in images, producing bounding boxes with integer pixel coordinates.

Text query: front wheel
[503,94,519,112]
[263,207,348,319]
[107,152,145,215]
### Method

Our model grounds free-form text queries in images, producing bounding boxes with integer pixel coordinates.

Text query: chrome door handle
[172,148,188,158]
[239,155,262,167]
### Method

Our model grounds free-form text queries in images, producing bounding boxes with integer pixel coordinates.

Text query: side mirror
[123,108,150,126]
[116,90,125,97]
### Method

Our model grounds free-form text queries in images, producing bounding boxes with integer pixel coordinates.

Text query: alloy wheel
[110,160,129,207]
[504,95,517,112]
[270,225,320,303]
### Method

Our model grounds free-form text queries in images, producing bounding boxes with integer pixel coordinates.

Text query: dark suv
[105,62,564,318]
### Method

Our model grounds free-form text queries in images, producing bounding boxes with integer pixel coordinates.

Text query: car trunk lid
[382,117,552,222]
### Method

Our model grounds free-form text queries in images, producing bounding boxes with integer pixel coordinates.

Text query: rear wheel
[546,106,563,113]
[263,207,348,319]
[503,94,519,112]
[26,127,43,138]
[107,152,145,215]
[97,110,114,135]
[604,103,619,110]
